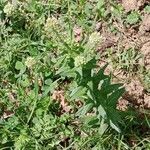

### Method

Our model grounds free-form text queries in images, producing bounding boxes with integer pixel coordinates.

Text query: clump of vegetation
[0,0,150,149]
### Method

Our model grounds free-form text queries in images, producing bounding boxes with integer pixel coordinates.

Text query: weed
[0,0,149,149]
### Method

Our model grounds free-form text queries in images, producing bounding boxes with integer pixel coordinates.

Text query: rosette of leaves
[68,58,125,133]
[126,11,140,25]
[51,53,125,133]
[39,42,125,133]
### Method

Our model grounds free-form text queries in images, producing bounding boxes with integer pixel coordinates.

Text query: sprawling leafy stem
[0,0,127,148]
[50,37,125,133]
[68,58,125,133]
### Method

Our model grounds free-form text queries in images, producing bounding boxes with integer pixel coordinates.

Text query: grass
[0,0,150,149]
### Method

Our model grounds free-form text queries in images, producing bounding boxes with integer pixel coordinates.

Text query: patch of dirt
[123,78,144,105]
[97,6,150,111]
[123,78,150,109]
[117,99,129,111]
[122,0,138,12]
[122,0,147,12]
[139,14,150,35]
[73,26,83,43]
[140,41,150,70]
[52,90,71,113]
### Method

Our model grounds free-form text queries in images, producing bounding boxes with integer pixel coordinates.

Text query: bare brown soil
[98,0,150,111]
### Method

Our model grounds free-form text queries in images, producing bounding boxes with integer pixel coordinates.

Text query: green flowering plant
[74,55,86,67]
[25,57,36,69]
[1,0,145,149]
[3,2,16,16]
[64,57,125,133]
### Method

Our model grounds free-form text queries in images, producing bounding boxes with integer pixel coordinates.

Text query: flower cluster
[25,57,36,68]
[4,2,15,16]
[74,55,86,67]
[44,17,60,38]
[44,17,59,31]
[88,31,101,46]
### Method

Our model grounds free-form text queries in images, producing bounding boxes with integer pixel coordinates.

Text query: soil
[97,0,150,111]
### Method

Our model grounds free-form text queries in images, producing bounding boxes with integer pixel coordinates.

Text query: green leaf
[93,66,108,88]
[111,4,123,18]
[45,79,52,85]
[110,120,121,133]
[99,119,108,135]
[98,105,106,118]
[54,55,66,67]
[84,116,99,128]
[70,86,87,100]
[59,68,76,78]
[20,76,30,87]
[97,0,105,9]
[76,103,93,117]
[42,79,59,97]
[107,87,125,107]
[15,61,26,77]
[126,11,140,25]
[102,83,123,95]
[144,5,150,13]
[83,58,96,70]
[87,87,96,101]
[15,61,24,70]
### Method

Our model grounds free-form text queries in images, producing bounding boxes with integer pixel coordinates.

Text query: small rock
[95,22,102,31]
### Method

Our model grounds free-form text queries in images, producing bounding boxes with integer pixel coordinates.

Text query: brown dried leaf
[95,22,102,32]
[7,92,19,107]
[73,26,83,43]
[2,110,14,119]
[52,90,71,112]
[117,99,129,111]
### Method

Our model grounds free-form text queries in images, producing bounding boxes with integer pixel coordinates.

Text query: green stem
[27,73,39,124]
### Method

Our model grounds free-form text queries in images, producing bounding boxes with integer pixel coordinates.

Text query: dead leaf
[117,99,129,111]
[95,22,102,32]
[73,26,83,43]
[2,110,14,119]
[52,90,71,112]
[7,92,19,107]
